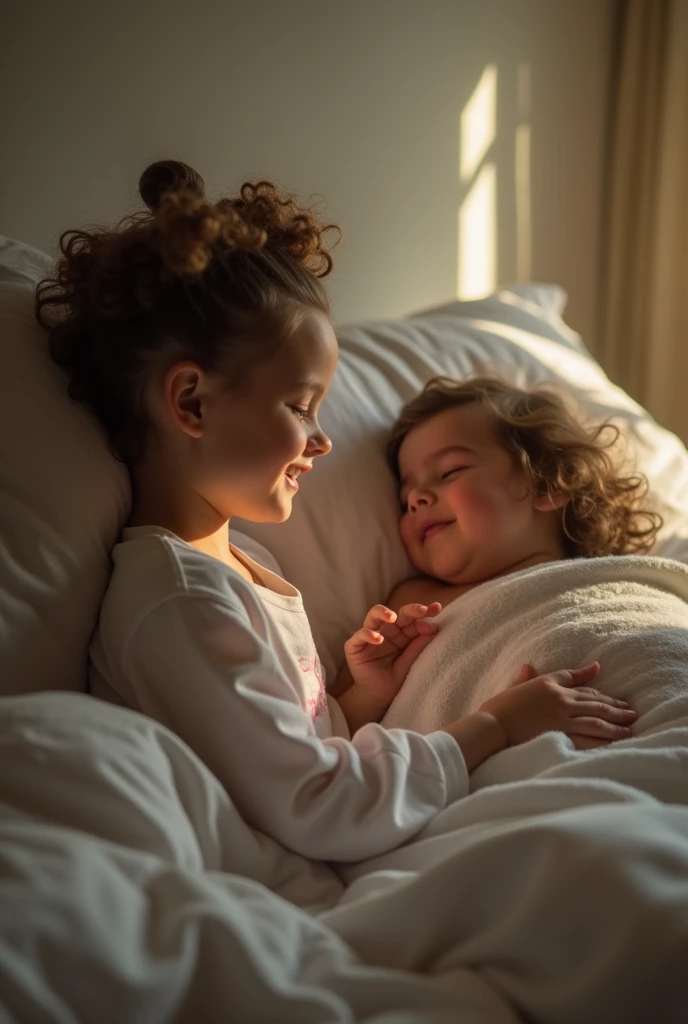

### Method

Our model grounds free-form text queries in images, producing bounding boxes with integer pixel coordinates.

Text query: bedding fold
[382,556,688,793]
[1,659,688,1021]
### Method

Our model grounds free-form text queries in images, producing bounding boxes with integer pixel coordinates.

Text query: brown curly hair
[387,376,662,558]
[36,159,340,464]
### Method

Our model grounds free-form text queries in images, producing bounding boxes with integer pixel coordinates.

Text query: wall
[0,0,614,346]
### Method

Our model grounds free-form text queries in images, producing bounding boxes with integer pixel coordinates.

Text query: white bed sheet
[1,692,686,1023]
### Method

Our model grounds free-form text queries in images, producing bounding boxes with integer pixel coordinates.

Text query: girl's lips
[285,473,299,492]
[422,521,451,543]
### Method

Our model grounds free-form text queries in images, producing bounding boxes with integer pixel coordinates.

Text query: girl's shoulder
[99,525,259,642]
[113,524,237,597]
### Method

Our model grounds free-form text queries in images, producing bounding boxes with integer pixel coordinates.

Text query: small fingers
[363,605,397,630]
[348,626,385,650]
[395,602,442,629]
[574,688,631,709]
[567,717,633,741]
[569,702,636,724]
[557,662,601,688]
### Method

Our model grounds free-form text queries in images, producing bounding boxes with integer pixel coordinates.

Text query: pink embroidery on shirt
[298,652,328,719]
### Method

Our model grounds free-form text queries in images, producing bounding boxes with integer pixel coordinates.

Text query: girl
[386,375,662,608]
[37,161,635,862]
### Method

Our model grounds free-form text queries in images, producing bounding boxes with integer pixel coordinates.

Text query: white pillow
[0,238,280,697]
[237,286,688,681]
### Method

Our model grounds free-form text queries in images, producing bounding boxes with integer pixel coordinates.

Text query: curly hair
[386,376,662,558]
[36,159,340,464]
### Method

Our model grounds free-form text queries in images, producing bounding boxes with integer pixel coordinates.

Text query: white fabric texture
[382,554,688,780]
[236,289,688,681]
[89,526,467,860]
[1,691,687,1023]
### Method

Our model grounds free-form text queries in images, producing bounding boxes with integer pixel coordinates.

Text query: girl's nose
[408,487,434,512]
[307,425,332,457]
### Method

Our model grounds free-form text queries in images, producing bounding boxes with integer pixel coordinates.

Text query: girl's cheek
[276,415,306,458]
[399,517,415,549]
[447,481,483,513]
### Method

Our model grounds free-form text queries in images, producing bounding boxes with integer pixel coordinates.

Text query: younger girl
[386,375,662,609]
[37,161,635,862]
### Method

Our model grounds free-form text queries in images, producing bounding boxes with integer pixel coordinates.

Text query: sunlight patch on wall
[460,65,497,182]
[457,63,498,299]
[515,124,532,280]
[515,62,532,281]
[457,162,496,299]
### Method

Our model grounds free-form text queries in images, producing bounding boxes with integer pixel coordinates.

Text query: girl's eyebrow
[292,380,326,394]
[399,444,475,489]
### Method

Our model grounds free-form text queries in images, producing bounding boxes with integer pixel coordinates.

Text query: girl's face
[397,402,565,585]
[164,309,338,524]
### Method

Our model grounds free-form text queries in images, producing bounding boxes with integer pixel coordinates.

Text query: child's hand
[344,602,442,708]
[479,661,636,750]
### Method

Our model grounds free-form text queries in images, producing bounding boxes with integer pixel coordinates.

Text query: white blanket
[383,556,688,781]
[1,691,687,1023]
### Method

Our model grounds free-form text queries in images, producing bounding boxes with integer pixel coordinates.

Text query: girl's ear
[164,361,207,439]
[532,490,569,513]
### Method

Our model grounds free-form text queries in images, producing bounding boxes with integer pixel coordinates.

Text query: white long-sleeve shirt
[89,525,468,860]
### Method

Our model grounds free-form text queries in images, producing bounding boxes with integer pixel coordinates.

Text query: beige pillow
[0,238,130,695]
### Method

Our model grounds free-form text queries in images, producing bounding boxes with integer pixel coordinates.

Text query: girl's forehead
[272,310,338,378]
[399,403,496,467]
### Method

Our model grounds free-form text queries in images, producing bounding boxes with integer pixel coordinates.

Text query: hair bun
[138,160,205,212]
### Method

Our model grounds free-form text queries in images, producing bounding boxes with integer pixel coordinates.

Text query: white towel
[382,556,688,761]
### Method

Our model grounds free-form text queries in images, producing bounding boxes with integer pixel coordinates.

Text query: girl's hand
[344,601,442,707]
[479,661,636,750]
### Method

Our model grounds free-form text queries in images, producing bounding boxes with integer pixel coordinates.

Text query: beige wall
[0,0,613,346]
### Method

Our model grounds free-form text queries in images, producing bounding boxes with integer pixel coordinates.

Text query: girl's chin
[265,500,293,524]
[425,553,472,584]
[238,495,294,525]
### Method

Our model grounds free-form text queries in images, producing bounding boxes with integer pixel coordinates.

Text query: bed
[1,235,687,1022]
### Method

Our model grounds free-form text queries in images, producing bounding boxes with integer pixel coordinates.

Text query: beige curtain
[599,0,688,442]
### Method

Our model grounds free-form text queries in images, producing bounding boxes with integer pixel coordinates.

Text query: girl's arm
[120,594,468,863]
[116,597,633,863]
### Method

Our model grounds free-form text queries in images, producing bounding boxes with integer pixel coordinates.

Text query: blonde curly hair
[36,159,340,464]
[387,376,662,558]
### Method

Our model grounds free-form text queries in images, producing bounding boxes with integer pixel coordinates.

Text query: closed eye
[440,466,468,479]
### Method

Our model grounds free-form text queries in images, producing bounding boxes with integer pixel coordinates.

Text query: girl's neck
[490,548,563,582]
[413,548,566,614]
[129,448,263,584]
[129,460,253,580]
[129,451,221,538]
[129,502,254,583]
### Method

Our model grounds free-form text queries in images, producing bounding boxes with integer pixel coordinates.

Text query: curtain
[599,0,688,442]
